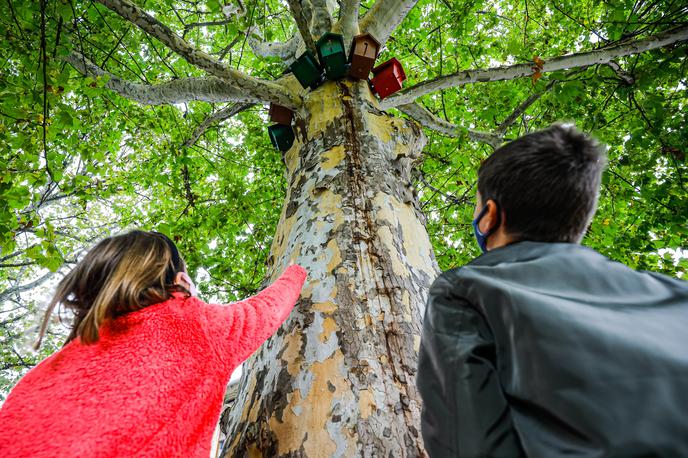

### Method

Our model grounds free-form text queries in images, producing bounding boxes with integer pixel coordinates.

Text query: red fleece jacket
[0,265,307,458]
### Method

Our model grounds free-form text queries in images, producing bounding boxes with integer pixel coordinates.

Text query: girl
[0,230,307,457]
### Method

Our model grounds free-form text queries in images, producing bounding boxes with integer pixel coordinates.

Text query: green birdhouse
[316,33,347,80]
[268,124,295,152]
[290,51,323,90]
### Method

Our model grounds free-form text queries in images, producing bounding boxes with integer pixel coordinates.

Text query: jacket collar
[468,241,595,267]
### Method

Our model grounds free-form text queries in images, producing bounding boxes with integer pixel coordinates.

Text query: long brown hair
[34,230,187,348]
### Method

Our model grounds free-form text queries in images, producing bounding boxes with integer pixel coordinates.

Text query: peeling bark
[65,53,262,105]
[310,0,333,37]
[359,0,420,46]
[222,80,439,457]
[248,34,301,64]
[333,0,361,46]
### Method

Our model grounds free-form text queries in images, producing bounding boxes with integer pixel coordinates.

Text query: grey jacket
[418,241,688,457]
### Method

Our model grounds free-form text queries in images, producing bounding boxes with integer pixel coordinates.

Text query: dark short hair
[477,124,606,243]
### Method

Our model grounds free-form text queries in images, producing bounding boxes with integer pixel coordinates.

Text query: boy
[418,125,688,457]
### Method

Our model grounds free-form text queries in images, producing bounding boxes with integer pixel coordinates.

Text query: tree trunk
[222,79,440,457]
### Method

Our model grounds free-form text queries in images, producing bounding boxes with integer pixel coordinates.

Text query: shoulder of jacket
[433,264,483,290]
[428,267,480,315]
[142,295,208,323]
[430,267,462,294]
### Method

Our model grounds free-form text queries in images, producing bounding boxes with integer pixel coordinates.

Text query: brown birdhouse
[269,104,293,125]
[370,57,406,99]
[348,33,380,80]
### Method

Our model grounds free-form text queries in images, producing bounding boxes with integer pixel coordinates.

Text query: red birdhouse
[268,103,294,125]
[370,58,406,99]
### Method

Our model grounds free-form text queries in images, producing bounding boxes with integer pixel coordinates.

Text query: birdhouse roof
[290,50,320,74]
[294,50,318,65]
[353,33,381,48]
[371,57,406,80]
[316,32,344,47]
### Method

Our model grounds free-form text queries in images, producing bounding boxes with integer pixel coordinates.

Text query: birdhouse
[268,124,295,152]
[348,33,380,80]
[316,32,347,80]
[268,103,293,125]
[370,57,407,99]
[290,51,323,90]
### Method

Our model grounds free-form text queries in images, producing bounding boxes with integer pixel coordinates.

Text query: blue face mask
[472,205,492,254]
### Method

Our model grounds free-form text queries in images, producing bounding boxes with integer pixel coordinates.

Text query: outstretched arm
[212,265,307,366]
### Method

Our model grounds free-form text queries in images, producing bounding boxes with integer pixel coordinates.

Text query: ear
[173,271,190,289]
[478,199,500,234]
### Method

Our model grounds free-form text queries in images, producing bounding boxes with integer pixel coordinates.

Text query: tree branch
[184,19,234,30]
[418,173,473,206]
[287,0,318,57]
[248,33,301,63]
[0,270,58,304]
[310,0,333,37]
[398,103,502,147]
[334,0,361,42]
[94,0,299,108]
[496,80,557,135]
[65,52,263,105]
[381,24,688,108]
[184,103,255,148]
[360,0,419,46]
[605,61,635,85]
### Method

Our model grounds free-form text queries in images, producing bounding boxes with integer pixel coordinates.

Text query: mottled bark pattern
[222,80,440,457]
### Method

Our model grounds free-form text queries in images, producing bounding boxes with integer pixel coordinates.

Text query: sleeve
[208,265,307,366]
[417,273,524,458]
